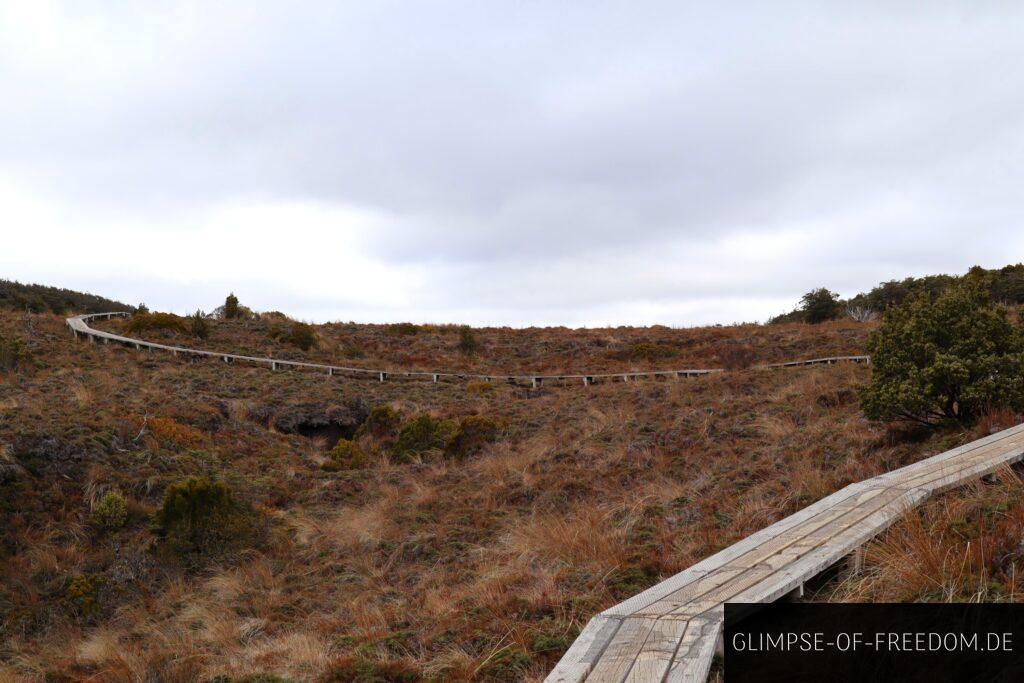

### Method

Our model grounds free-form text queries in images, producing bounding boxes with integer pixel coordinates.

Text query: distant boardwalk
[547,424,1024,682]
[66,312,869,388]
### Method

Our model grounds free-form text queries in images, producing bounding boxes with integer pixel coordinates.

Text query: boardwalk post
[433,374,439,382]
[379,372,386,382]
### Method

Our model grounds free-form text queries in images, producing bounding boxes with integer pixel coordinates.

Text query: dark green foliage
[124,312,186,335]
[358,405,402,439]
[447,415,501,459]
[861,286,1024,425]
[0,279,130,314]
[629,342,677,362]
[90,491,127,531]
[386,322,420,336]
[284,322,317,350]
[457,325,479,354]
[800,288,843,324]
[393,415,458,462]
[152,477,258,561]
[0,335,25,371]
[189,310,210,339]
[224,293,240,319]
[325,438,367,470]
[268,322,317,350]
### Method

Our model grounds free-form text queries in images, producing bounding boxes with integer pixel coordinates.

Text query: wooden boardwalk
[66,312,869,387]
[546,422,1024,682]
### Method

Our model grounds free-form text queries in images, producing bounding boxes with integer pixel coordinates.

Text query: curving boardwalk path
[547,423,1024,682]
[66,312,869,387]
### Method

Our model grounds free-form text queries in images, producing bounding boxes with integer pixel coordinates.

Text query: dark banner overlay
[724,603,1024,682]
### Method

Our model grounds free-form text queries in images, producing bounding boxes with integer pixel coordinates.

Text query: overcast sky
[3,2,1024,326]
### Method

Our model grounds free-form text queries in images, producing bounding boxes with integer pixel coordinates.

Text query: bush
[268,322,318,350]
[393,415,458,462]
[0,336,25,372]
[189,310,210,339]
[224,293,240,319]
[447,415,501,458]
[457,326,479,354]
[718,343,755,371]
[152,477,257,561]
[125,312,186,335]
[386,322,420,336]
[285,322,318,351]
[800,288,843,324]
[326,439,368,470]
[90,491,127,530]
[630,343,676,362]
[358,405,402,439]
[861,286,1024,425]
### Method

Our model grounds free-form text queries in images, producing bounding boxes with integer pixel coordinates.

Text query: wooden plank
[547,421,1024,682]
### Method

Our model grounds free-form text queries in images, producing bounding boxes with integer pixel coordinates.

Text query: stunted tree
[861,286,1024,425]
[223,293,240,320]
[189,310,210,339]
[800,288,843,324]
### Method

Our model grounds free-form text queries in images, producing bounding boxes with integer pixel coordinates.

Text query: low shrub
[322,657,421,683]
[358,405,402,439]
[447,415,501,458]
[90,491,127,531]
[65,574,102,617]
[152,477,258,561]
[285,322,318,351]
[125,312,186,335]
[629,343,677,362]
[457,325,479,354]
[466,380,495,394]
[0,336,25,371]
[325,439,368,470]
[145,416,204,449]
[269,322,318,350]
[386,322,420,336]
[189,310,210,340]
[718,343,755,371]
[393,415,457,462]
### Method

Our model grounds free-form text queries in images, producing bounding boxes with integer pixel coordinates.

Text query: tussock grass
[0,309,978,680]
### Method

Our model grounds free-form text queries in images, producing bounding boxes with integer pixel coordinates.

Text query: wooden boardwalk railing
[65,312,869,387]
[546,422,1024,682]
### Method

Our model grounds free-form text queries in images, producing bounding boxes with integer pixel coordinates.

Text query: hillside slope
[0,310,996,681]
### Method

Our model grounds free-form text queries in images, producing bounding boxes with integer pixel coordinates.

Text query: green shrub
[0,336,25,371]
[861,286,1024,425]
[447,415,501,459]
[90,491,127,530]
[457,325,479,354]
[224,293,240,319]
[125,312,186,335]
[152,477,257,561]
[285,322,318,350]
[800,288,844,324]
[65,574,102,616]
[358,405,402,439]
[189,310,210,340]
[630,343,676,362]
[268,322,318,350]
[386,322,420,336]
[326,439,368,470]
[393,415,457,462]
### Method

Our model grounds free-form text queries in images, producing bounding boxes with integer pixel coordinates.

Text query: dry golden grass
[819,464,1024,604]
[0,310,993,681]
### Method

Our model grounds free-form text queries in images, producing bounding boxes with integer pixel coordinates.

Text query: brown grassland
[0,311,1015,681]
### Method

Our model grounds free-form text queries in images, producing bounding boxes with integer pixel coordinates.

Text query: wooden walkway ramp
[547,423,1024,682]
[66,312,868,387]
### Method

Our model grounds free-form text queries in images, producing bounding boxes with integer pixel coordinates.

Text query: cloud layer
[3,1,1024,325]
